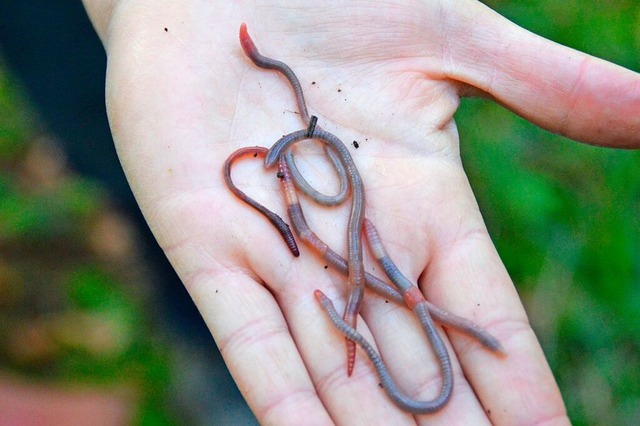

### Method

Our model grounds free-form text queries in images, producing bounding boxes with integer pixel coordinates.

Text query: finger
[187,268,333,424]
[419,168,569,424]
[444,0,640,148]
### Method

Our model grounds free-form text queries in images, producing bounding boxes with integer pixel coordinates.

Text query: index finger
[445,0,640,148]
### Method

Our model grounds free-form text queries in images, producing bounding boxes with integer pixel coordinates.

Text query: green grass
[458,1,640,424]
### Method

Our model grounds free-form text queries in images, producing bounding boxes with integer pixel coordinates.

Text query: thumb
[445,1,640,148]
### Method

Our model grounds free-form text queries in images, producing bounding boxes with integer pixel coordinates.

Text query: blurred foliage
[458,1,640,424]
[0,65,32,162]
[0,64,176,424]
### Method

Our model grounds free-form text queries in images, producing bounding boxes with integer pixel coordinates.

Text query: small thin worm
[223,146,300,257]
[314,289,452,414]
[306,115,318,137]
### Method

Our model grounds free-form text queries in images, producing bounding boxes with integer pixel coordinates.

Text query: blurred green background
[0,63,175,423]
[458,1,640,424]
[0,1,638,425]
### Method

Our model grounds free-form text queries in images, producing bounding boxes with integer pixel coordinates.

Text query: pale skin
[82,1,640,424]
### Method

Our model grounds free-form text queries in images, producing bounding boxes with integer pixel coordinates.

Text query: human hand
[82,1,640,424]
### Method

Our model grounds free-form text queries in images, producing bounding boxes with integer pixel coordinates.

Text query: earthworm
[240,23,310,123]
[223,146,299,257]
[314,289,451,414]
[266,128,365,376]
[241,24,366,374]
[362,218,453,406]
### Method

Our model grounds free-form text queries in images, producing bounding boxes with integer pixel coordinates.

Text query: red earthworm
[240,24,367,375]
[363,218,504,353]
[240,23,310,123]
[266,128,365,376]
[223,146,299,257]
[314,289,452,414]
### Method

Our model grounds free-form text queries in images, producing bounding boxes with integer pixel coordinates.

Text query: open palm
[83,1,639,424]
